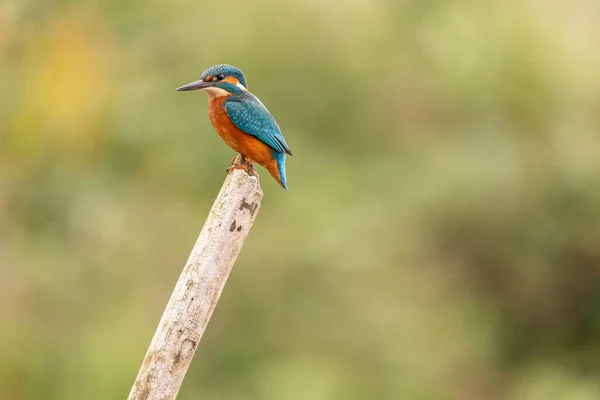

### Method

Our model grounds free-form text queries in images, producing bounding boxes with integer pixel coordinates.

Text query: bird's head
[176,64,248,98]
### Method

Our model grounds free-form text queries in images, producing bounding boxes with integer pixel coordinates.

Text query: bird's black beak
[176,79,213,91]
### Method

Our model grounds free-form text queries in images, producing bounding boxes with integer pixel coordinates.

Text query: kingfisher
[176,64,292,189]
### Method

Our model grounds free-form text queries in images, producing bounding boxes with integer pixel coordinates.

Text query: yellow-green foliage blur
[2,1,600,399]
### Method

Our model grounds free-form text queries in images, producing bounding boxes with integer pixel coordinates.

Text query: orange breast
[207,96,283,185]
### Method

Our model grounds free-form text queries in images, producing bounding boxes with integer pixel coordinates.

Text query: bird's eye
[217,74,225,81]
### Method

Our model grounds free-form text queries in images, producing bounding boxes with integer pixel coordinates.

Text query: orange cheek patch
[223,76,240,86]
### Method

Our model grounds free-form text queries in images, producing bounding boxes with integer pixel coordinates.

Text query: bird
[176,64,292,189]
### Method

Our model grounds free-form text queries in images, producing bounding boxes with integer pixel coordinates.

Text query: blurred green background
[2,0,600,399]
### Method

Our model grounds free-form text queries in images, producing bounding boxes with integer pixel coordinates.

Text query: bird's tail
[267,152,287,189]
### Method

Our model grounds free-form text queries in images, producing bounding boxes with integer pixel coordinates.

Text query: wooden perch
[128,162,263,400]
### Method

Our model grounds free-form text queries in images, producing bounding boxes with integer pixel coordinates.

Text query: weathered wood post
[128,161,263,400]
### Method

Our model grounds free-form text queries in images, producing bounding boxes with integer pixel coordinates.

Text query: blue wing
[224,93,292,155]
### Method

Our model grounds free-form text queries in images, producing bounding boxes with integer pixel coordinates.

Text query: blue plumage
[224,92,292,188]
[273,151,287,190]
[200,64,248,90]
[224,93,292,156]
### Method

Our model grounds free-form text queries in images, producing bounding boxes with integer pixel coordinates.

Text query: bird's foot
[226,155,255,175]
[230,154,249,166]
[227,163,250,173]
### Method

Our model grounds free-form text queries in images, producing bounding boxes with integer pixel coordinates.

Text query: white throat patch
[203,86,231,98]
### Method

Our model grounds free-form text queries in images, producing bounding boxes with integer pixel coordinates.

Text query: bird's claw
[226,156,253,175]
[227,163,250,174]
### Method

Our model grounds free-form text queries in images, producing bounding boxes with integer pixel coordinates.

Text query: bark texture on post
[128,165,263,400]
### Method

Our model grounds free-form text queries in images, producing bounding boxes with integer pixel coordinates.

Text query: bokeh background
[2,0,600,399]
